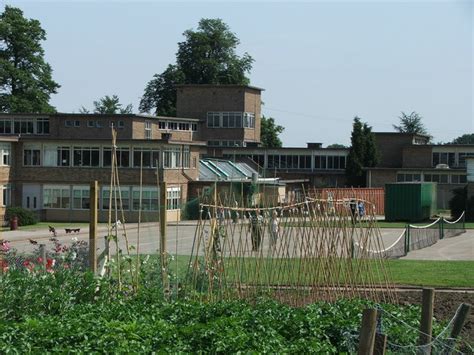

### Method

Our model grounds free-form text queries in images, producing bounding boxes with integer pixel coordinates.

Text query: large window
[133,148,160,168]
[72,186,90,210]
[43,186,70,209]
[132,187,158,211]
[102,187,130,210]
[73,147,100,167]
[458,153,474,168]
[163,147,188,169]
[145,121,152,139]
[432,152,455,167]
[1,185,11,207]
[23,145,41,166]
[206,112,255,128]
[103,147,130,168]
[0,117,49,135]
[397,173,422,182]
[57,146,71,166]
[167,186,181,210]
[0,144,11,166]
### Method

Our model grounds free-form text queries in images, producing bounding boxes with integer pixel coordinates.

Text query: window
[458,153,474,168]
[43,186,70,209]
[145,121,152,139]
[182,146,190,168]
[36,118,50,134]
[314,155,327,169]
[163,147,182,169]
[432,152,456,167]
[117,121,124,129]
[57,147,71,166]
[158,121,167,130]
[103,147,130,168]
[397,173,421,182]
[102,187,130,211]
[178,122,189,131]
[132,186,158,211]
[244,113,255,128]
[1,185,11,207]
[299,155,312,169]
[0,144,11,166]
[0,118,12,134]
[65,120,74,127]
[169,122,178,130]
[13,119,34,134]
[87,120,95,128]
[167,187,181,210]
[72,186,90,209]
[133,148,160,168]
[24,148,41,166]
[73,147,100,167]
[74,120,80,127]
[191,123,197,131]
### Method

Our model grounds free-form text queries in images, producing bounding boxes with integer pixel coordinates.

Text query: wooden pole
[450,303,471,339]
[160,180,168,294]
[89,181,98,273]
[374,333,387,355]
[39,244,46,267]
[358,308,377,355]
[418,288,435,353]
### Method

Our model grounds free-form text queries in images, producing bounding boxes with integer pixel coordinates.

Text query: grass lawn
[158,255,474,288]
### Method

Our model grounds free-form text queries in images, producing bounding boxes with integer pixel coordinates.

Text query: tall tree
[393,111,429,136]
[139,65,184,116]
[0,6,60,113]
[450,133,474,145]
[260,115,284,148]
[346,117,378,187]
[140,18,253,115]
[81,95,133,114]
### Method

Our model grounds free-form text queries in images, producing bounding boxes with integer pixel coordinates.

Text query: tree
[139,65,184,116]
[327,143,347,149]
[450,133,474,145]
[346,117,379,187]
[393,111,429,136]
[81,95,133,114]
[260,115,284,148]
[140,18,253,115]
[0,6,60,113]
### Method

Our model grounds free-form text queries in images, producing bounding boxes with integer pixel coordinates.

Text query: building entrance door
[22,184,41,210]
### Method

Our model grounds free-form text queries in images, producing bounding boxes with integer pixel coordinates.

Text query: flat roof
[175,84,265,91]
[0,113,200,122]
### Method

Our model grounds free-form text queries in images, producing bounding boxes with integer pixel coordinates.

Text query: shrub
[449,187,474,221]
[5,207,38,226]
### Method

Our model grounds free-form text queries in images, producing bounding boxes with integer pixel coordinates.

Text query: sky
[4,0,473,147]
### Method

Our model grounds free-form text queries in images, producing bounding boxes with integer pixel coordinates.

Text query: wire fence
[353,212,466,259]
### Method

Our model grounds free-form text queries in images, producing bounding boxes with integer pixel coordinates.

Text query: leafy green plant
[6,207,38,226]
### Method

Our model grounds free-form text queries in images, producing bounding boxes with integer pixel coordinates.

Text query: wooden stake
[418,288,435,353]
[160,180,168,294]
[450,303,471,339]
[358,308,377,355]
[89,180,98,273]
[39,244,46,267]
[374,333,387,355]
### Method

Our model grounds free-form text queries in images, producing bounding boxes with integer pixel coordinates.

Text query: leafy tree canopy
[346,117,379,187]
[450,133,474,145]
[0,6,60,113]
[260,115,284,148]
[327,143,347,149]
[393,111,429,136]
[140,18,253,116]
[80,95,133,114]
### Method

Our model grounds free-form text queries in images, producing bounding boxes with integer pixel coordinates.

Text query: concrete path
[402,230,474,261]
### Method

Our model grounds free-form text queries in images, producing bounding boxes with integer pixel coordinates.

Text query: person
[357,201,365,220]
[270,210,280,250]
[249,209,263,252]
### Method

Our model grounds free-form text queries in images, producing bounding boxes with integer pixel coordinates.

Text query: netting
[353,229,407,259]
[407,218,442,252]
[442,212,466,239]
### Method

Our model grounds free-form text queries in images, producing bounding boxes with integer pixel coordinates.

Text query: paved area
[402,230,474,261]
[1,222,472,260]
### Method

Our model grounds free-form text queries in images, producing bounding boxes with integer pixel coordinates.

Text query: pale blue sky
[5,0,473,146]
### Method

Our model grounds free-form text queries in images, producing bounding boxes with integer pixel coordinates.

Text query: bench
[65,228,81,234]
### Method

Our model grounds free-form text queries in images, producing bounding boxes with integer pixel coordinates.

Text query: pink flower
[37,257,43,263]
[1,259,8,272]
[1,241,10,252]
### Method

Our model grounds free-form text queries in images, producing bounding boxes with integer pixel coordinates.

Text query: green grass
[157,255,474,288]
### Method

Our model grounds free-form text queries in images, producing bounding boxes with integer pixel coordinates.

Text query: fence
[310,188,385,215]
[354,212,466,259]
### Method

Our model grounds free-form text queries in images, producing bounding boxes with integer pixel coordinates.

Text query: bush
[6,207,38,226]
[449,187,474,221]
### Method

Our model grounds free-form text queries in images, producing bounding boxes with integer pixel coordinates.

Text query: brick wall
[368,169,397,187]
[375,133,415,168]
[402,145,432,168]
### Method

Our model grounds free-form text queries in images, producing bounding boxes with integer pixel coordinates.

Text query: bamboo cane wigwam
[185,194,397,306]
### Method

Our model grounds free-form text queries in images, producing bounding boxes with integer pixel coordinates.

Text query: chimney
[307,142,322,149]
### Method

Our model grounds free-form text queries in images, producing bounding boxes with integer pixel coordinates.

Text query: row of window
[208,140,245,147]
[65,120,126,129]
[225,153,347,170]
[24,145,192,169]
[432,152,474,168]
[43,185,181,211]
[0,118,49,135]
[207,112,255,129]
[397,173,467,184]
[158,121,197,132]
